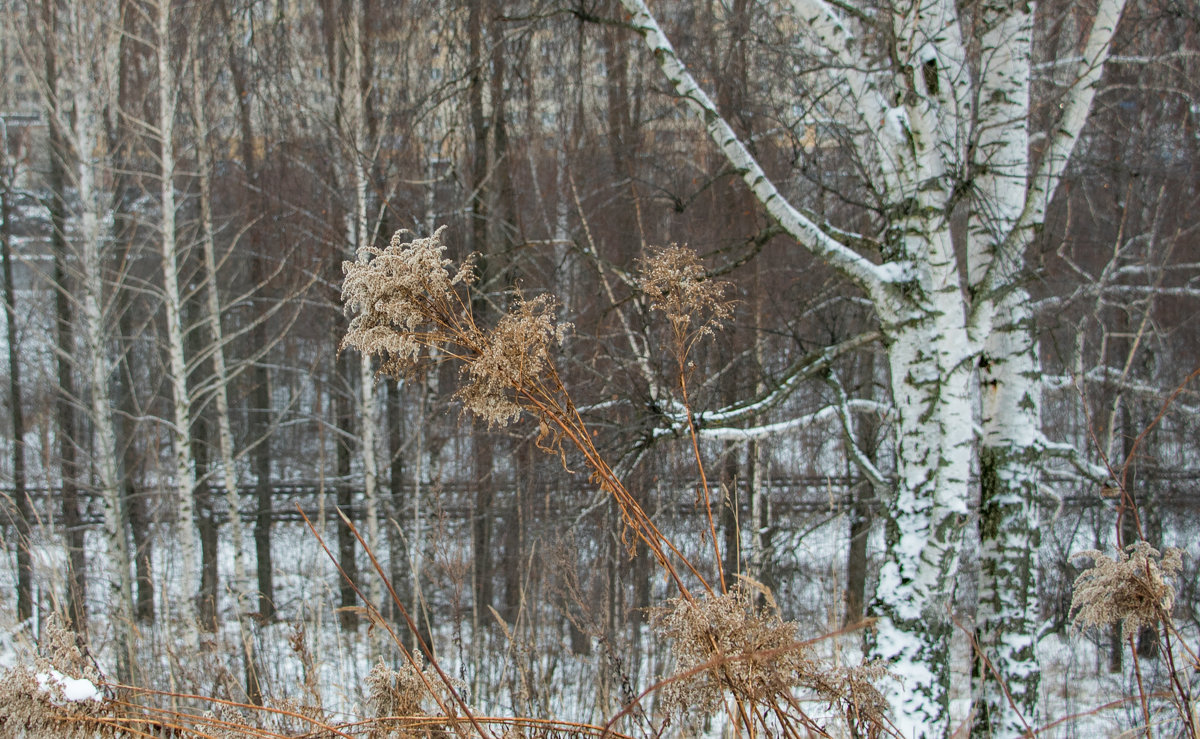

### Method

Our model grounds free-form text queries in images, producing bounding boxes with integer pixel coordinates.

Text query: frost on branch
[1070,541,1184,636]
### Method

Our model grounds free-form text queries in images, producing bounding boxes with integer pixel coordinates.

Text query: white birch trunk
[190,55,250,601]
[870,227,974,738]
[620,0,1129,733]
[348,0,385,624]
[155,0,201,645]
[966,1,1127,732]
[66,3,133,676]
[965,5,1042,734]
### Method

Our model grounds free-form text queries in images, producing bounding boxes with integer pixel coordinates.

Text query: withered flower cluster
[651,585,889,736]
[637,244,733,359]
[341,227,568,428]
[1070,541,1184,636]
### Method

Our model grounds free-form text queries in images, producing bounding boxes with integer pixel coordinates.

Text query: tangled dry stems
[0,619,111,738]
[650,584,890,736]
[1070,541,1184,636]
[366,653,460,737]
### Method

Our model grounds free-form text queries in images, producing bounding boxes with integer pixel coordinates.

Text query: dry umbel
[454,292,570,428]
[1070,540,1184,636]
[342,227,569,429]
[341,225,479,380]
[637,245,733,358]
[650,585,890,736]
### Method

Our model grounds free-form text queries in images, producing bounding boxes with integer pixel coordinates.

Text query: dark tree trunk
[335,352,360,629]
[1,154,31,623]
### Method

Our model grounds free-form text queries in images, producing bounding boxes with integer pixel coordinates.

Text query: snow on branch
[826,370,888,488]
[669,398,892,442]
[655,331,882,433]
[1006,0,1130,246]
[618,0,906,295]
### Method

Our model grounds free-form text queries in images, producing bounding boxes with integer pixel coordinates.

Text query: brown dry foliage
[341,226,478,379]
[342,228,569,429]
[0,619,112,738]
[1070,541,1184,636]
[650,585,889,735]
[365,653,463,739]
[637,245,732,355]
[454,292,570,428]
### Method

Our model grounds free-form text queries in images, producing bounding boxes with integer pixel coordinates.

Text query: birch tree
[0,116,31,623]
[38,0,134,680]
[616,0,1126,734]
[148,0,202,646]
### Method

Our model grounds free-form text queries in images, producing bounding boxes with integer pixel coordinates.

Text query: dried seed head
[341,226,477,378]
[637,245,732,344]
[1070,541,1184,636]
[455,293,570,428]
[0,619,108,737]
[650,587,890,734]
[366,655,433,720]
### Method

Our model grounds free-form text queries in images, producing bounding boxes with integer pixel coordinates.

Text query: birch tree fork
[616,0,1128,734]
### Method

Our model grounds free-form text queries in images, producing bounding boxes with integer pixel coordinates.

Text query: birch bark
[618,0,1128,733]
[345,0,385,628]
[60,0,134,679]
[154,0,201,646]
[966,1,1128,733]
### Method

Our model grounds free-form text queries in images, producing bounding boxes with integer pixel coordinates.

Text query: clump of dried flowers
[342,227,569,428]
[637,245,733,361]
[650,584,889,736]
[0,619,110,738]
[1070,540,1184,636]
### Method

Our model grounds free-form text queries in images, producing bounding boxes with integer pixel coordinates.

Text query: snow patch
[36,669,103,704]
[884,107,910,141]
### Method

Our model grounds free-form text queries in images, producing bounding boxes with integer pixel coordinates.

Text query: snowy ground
[1,493,1197,737]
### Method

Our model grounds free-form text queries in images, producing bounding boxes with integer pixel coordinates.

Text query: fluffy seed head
[1070,541,1184,636]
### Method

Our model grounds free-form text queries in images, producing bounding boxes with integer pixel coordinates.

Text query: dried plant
[368,653,441,719]
[0,619,111,738]
[650,585,890,736]
[454,292,570,428]
[342,228,570,431]
[638,246,735,587]
[637,245,732,362]
[1069,541,1184,636]
[342,228,703,596]
[341,226,480,380]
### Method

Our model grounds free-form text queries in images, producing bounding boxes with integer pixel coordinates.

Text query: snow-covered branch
[618,0,908,296]
[661,398,892,442]
[660,331,881,432]
[827,371,888,488]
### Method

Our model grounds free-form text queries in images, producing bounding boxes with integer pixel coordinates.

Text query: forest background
[0,0,1198,736]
